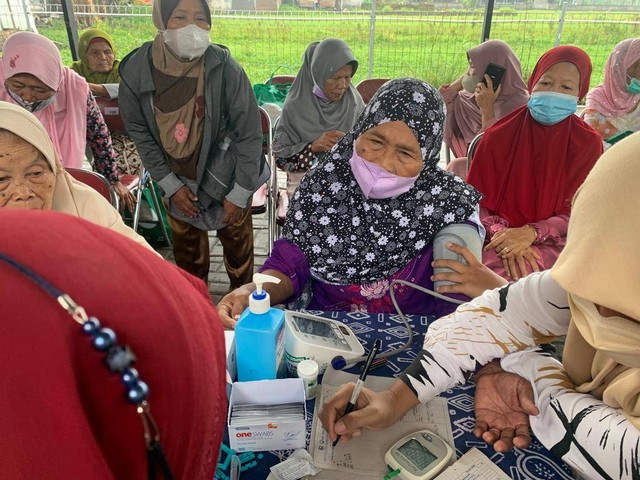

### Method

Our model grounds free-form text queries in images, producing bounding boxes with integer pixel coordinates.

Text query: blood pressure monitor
[384,430,453,480]
[284,311,365,375]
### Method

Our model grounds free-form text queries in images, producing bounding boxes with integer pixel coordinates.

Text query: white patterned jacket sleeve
[502,349,640,480]
[400,270,572,403]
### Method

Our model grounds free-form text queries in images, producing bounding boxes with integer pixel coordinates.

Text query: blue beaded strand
[93,328,117,351]
[82,317,101,335]
[81,320,149,404]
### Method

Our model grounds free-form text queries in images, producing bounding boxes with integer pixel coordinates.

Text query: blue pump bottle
[235,273,286,381]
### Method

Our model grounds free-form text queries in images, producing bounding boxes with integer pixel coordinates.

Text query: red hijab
[467,46,602,226]
[0,210,226,480]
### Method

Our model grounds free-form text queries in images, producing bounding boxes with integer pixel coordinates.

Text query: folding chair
[259,106,278,256]
[355,78,390,104]
[209,107,276,262]
[466,131,485,173]
[251,76,294,216]
[270,75,295,86]
[95,97,171,246]
[95,97,127,132]
[66,168,119,210]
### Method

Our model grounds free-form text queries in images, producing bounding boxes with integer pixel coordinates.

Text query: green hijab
[70,28,120,83]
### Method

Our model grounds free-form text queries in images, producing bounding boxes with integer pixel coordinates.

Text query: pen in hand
[332,339,382,447]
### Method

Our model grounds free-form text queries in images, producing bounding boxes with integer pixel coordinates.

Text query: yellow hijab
[70,28,120,84]
[0,101,153,252]
[552,131,640,428]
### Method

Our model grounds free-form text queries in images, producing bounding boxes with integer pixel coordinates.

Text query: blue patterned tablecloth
[217,311,573,480]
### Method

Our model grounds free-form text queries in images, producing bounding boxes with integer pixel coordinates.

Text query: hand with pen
[319,340,421,445]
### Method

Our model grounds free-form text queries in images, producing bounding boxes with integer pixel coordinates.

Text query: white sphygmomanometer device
[284,311,365,374]
[385,430,454,480]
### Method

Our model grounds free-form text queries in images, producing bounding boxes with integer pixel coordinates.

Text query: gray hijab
[273,38,365,159]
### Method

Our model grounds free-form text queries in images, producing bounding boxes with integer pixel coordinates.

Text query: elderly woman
[273,38,364,221]
[584,38,640,145]
[466,46,602,281]
[0,208,226,479]
[218,78,484,328]
[0,101,151,251]
[0,31,135,211]
[440,40,529,160]
[119,0,266,287]
[320,131,640,480]
[71,28,121,99]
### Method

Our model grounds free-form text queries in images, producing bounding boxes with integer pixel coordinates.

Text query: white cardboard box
[225,331,236,399]
[228,378,307,452]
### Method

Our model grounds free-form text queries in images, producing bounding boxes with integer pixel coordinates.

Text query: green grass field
[38,9,640,87]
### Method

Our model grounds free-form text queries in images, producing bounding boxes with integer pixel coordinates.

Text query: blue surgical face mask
[627,76,640,95]
[527,91,578,126]
[6,87,57,113]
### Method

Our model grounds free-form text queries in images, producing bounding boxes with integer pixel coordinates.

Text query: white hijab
[552,131,640,427]
[0,101,153,252]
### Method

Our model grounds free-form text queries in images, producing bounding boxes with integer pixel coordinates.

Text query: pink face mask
[312,84,329,101]
[348,141,420,199]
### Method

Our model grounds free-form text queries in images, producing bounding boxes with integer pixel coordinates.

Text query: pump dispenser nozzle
[249,273,281,314]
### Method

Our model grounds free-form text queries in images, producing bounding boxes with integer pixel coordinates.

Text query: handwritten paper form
[308,369,455,479]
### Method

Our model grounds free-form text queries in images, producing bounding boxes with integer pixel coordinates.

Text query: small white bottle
[297,359,319,400]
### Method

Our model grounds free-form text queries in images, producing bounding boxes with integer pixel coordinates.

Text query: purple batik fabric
[261,238,463,318]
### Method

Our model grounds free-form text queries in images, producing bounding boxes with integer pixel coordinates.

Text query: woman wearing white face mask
[463,46,603,284]
[217,79,495,329]
[119,0,267,288]
[439,40,529,160]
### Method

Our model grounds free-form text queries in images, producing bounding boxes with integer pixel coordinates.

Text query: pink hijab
[586,38,640,118]
[466,39,529,119]
[0,31,88,168]
[443,40,529,157]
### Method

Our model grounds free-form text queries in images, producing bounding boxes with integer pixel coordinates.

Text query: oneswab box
[228,378,307,452]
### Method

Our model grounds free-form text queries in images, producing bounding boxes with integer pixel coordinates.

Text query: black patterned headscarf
[283,78,482,285]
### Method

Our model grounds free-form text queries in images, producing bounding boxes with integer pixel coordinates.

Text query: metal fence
[6,1,640,86]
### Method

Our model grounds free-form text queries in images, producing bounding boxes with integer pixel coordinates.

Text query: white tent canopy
[0,0,36,32]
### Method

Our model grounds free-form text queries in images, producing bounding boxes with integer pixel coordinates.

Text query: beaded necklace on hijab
[0,253,175,480]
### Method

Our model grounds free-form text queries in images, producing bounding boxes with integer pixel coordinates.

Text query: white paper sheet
[308,369,455,479]
[437,447,511,480]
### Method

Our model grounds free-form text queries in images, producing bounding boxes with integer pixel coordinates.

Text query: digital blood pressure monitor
[284,311,365,375]
[384,430,454,480]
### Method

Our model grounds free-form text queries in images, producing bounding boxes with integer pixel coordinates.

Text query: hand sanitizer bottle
[235,273,286,381]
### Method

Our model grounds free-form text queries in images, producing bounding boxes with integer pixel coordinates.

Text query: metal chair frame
[259,106,278,257]
[66,168,119,211]
[96,96,171,246]
[209,106,277,260]
[130,169,172,242]
[269,75,295,86]
[466,131,485,173]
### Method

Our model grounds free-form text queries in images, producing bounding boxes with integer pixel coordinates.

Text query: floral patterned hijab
[283,78,482,285]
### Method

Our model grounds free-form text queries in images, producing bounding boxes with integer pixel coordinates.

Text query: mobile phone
[605,130,634,145]
[483,63,506,91]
